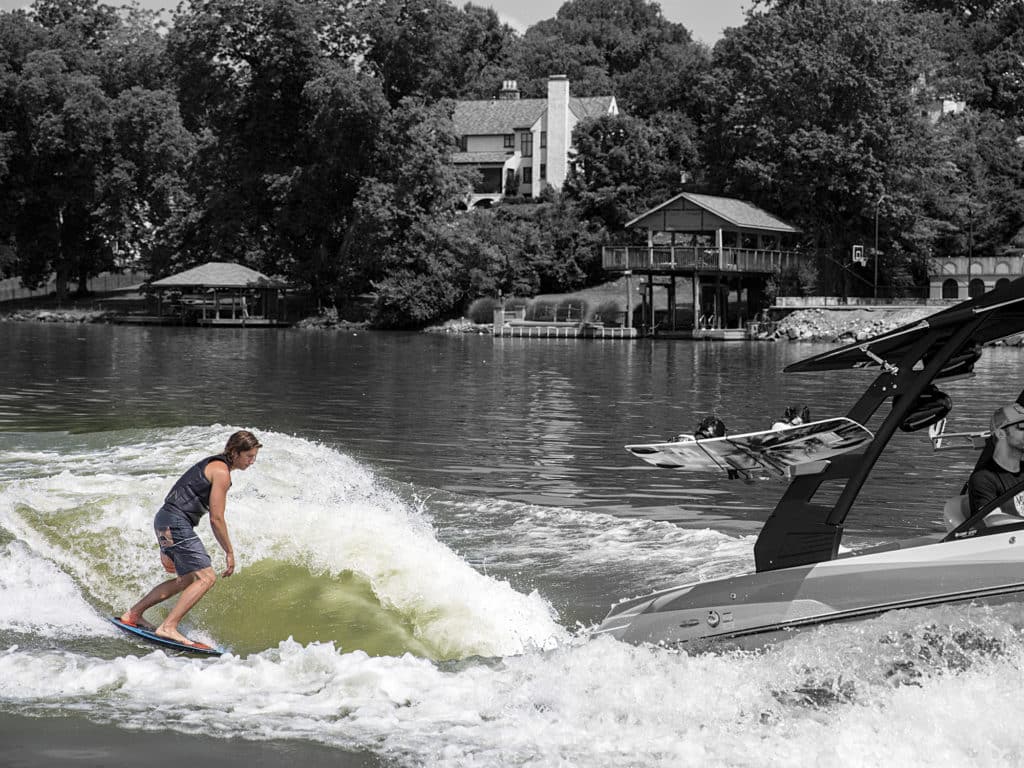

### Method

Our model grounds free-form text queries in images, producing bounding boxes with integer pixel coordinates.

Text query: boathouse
[148,262,288,326]
[602,193,806,337]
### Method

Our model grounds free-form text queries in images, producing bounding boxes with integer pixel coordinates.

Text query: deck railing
[601,246,805,273]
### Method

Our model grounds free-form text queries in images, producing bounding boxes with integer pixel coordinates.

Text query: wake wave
[0,426,567,658]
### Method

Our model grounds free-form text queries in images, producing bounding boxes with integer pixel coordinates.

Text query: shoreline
[5,305,1024,346]
[0,711,383,768]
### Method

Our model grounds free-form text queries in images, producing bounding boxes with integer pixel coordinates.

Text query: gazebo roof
[150,262,282,289]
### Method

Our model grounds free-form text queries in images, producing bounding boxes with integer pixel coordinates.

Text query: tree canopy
[0,0,1021,322]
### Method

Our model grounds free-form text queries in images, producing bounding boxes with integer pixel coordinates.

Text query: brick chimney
[499,80,520,100]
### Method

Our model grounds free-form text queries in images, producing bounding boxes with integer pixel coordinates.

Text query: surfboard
[109,617,223,656]
[625,417,873,479]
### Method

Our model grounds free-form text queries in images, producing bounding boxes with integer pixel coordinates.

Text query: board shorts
[153,508,212,576]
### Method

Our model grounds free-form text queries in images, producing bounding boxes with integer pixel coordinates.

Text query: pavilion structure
[148,262,288,326]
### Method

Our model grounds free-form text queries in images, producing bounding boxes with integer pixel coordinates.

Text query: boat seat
[943,494,970,531]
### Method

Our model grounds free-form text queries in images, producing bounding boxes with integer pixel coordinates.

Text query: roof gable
[627,192,800,234]
[571,96,616,120]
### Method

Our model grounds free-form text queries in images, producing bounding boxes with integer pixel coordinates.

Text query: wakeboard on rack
[109,617,223,656]
[625,417,873,479]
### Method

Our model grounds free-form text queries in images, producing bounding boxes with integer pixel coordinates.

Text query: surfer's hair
[224,430,262,465]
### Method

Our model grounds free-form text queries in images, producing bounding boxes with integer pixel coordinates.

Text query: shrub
[591,299,624,325]
[466,296,498,324]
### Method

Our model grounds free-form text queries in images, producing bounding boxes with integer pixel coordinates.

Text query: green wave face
[185,560,435,658]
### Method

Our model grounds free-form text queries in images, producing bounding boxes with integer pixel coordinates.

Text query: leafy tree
[565,112,696,230]
[164,0,361,277]
[350,97,475,326]
[0,1,191,297]
[0,49,113,297]
[354,0,516,105]
[275,63,391,306]
[510,0,706,117]
[700,0,938,295]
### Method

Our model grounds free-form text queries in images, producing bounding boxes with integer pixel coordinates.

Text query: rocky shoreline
[0,308,115,323]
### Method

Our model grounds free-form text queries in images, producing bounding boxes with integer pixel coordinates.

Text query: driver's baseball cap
[991,402,1024,431]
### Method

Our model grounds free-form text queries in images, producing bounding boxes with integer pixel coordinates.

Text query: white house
[451,75,618,207]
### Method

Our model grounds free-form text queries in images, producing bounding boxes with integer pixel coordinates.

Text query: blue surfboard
[109,617,223,656]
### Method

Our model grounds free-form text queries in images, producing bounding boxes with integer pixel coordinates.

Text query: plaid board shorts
[153,508,212,576]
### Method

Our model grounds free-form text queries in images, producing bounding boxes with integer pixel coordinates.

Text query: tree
[565,112,696,230]
[700,0,938,295]
[0,1,191,297]
[350,97,475,326]
[510,0,706,116]
[274,63,391,306]
[0,49,114,298]
[164,0,362,277]
[354,0,513,105]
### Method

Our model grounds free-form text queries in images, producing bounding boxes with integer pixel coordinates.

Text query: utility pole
[967,202,974,297]
[873,193,885,300]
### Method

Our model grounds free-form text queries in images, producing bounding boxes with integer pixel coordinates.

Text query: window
[521,133,533,157]
[522,167,533,185]
[459,135,467,152]
[540,131,547,148]
[540,164,546,179]
[504,134,514,149]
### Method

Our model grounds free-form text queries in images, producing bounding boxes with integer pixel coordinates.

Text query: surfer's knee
[182,566,216,592]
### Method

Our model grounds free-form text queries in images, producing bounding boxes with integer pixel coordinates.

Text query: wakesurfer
[118,430,261,646]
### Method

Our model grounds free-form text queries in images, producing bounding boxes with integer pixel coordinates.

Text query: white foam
[0,541,109,636]
[3,614,1023,767]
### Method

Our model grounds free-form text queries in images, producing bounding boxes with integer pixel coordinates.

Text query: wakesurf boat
[595,278,1024,647]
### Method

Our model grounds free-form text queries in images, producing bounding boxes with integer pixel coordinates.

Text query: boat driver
[967,402,1024,517]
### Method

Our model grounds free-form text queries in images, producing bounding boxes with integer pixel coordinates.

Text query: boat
[594,278,1024,648]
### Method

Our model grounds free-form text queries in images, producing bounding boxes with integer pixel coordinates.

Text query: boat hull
[594,527,1024,647]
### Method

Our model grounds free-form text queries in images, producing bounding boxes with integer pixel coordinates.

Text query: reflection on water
[1,322,1021,539]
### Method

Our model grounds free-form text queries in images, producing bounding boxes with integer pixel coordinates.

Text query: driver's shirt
[967,457,1024,516]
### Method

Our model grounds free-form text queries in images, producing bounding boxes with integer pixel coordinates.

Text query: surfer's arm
[207,463,235,577]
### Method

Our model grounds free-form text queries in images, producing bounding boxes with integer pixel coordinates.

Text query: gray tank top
[161,455,229,526]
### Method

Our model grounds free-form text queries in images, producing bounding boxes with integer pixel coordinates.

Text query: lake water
[3,322,1024,766]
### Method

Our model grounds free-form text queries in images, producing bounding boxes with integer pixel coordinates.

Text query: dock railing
[601,246,804,273]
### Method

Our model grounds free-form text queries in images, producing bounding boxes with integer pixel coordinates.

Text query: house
[451,75,618,207]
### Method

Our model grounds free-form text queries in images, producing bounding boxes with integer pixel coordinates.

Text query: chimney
[546,75,570,189]
[499,80,520,100]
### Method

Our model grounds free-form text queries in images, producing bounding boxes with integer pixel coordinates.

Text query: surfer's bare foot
[120,611,156,631]
[154,624,192,645]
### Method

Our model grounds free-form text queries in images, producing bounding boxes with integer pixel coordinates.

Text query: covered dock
[147,262,289,327]
[603,193,807,337]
